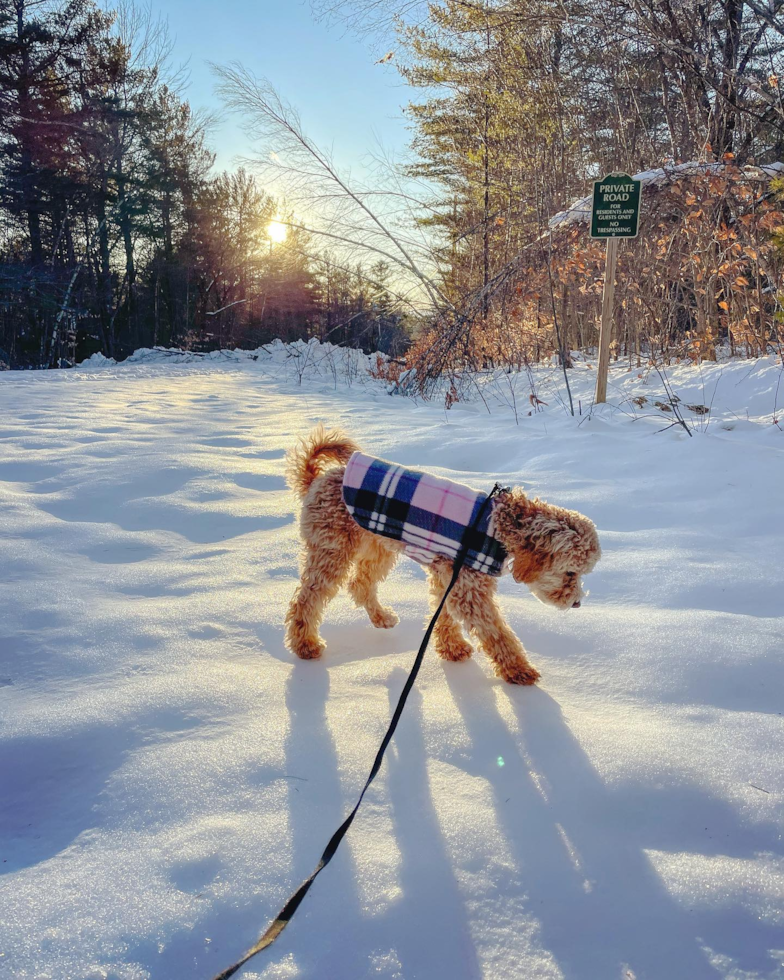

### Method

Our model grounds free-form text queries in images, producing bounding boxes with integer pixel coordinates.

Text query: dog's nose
[572,600,581,609]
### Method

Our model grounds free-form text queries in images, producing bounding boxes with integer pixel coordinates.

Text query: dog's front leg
[448,567,540,685]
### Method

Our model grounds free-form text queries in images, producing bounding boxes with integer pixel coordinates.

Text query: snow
[548,160,784,229]
[76,338,389,382]
[1,349,783,980]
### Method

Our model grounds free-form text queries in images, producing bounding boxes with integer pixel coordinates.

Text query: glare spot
[497,756,505,767]
[268,220,287,244]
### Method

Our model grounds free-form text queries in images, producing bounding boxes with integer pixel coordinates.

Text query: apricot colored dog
[285,426,601,685]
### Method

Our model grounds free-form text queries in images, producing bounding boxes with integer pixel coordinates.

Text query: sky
[151,0,411,180]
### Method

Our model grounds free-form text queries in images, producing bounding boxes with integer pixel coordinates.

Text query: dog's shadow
[383,668,484,978]
[444,660,779,979]
[229,643,779,980]
[273,663,371,978]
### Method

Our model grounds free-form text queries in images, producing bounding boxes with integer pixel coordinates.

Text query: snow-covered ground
[1,350,783,980]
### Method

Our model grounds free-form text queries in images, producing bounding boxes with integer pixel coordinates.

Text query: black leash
[210,483,505,980]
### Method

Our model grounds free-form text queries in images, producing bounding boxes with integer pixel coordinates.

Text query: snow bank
[78,338,389,385]
[75,342,784,435]
[464,354,784,437]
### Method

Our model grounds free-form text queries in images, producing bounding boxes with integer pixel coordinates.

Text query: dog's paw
[370,607,399,629]
[438,639,473,662]
[294,638,326,660]
[499,661,540,685]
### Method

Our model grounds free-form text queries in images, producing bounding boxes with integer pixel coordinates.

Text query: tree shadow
[0,727,133,875]
[0,698,192,877]
[444,661,730,980]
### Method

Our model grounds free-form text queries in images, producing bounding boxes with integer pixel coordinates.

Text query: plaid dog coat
[342,452,507,576]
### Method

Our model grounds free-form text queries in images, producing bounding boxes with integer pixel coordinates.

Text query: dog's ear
[494,492,544,583]
[497,491,582,583]
[509,545,549,584]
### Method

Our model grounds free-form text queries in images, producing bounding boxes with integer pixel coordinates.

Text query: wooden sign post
[591,173,641,403]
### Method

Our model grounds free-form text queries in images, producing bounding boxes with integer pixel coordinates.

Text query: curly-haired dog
[284,426,601,685]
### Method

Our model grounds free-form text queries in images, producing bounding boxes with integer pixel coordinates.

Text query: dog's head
[494,489,601,610]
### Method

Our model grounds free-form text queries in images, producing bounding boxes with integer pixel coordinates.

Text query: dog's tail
[285,425,360,498]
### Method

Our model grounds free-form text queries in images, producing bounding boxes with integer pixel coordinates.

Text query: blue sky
[153,1,411,177]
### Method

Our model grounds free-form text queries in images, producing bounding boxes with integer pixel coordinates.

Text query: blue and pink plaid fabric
[342,452,507,576]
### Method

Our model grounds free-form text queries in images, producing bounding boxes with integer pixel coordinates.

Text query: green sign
[591,172,641,238]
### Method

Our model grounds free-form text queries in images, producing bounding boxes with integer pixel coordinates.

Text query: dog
[284,426,601,685]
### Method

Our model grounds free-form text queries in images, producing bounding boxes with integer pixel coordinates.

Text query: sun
[267,219,288,244]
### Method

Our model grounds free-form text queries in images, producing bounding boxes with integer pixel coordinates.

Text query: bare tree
[214,62,453,315]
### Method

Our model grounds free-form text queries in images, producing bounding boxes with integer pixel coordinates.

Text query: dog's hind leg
[285,542,354,660]
[442,564,540,685]
[426,560,473,662]
[347,534,400,629]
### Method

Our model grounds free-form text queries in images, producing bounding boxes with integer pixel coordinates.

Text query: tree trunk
[16,0,43,265]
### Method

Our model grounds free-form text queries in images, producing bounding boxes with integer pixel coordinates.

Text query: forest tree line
[308,0,784,378]
[0,0,408,368]
[3,0,784,371]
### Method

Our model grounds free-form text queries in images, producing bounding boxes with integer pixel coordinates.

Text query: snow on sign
[591,172,641,238]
